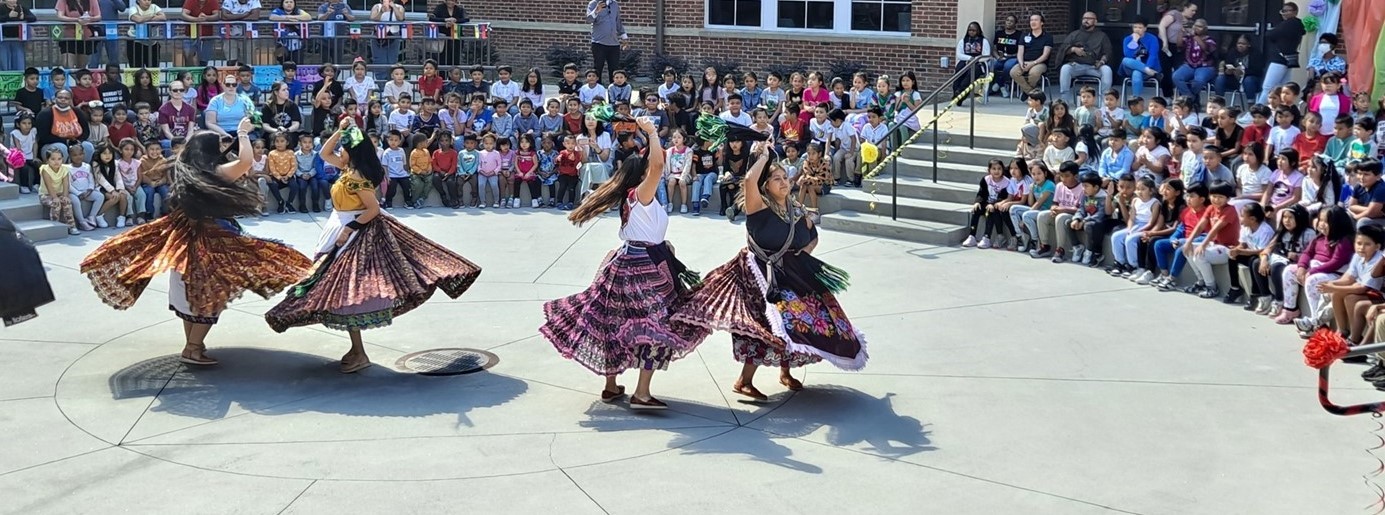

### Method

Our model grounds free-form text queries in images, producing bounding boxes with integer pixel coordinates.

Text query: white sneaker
[19,186,30,194]
[512,198,521,208]
[1126,268,1146,281]
[680,205,688,214]
[962,235,977,247]
[1134,270,1155,285]
[1080,250,1094,265]
[95,216,109,228]
[116,216,126,228]
[977,237,992,249]
[491,203,499,208]
[1016,240,1029,253]
[67,227,80,235]
[1001,88,1011,98]
[1070,244,1085,263]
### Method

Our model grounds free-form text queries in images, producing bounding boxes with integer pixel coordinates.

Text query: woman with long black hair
[671,141,868,402]
[81,118,313,365]
[265,116,482,374]
[541,116,709,410]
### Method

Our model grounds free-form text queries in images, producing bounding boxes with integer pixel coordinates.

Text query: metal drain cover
[394,348,498,376]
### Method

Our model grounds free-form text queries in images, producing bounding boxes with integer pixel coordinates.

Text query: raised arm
[742,141,772,215]
[633,116,664,204]
[216,118,256,181]
[320,117,353,169]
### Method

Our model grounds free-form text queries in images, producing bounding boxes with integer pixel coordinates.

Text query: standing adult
[427,0,469,67]
[125,0,165,69]
[1058,11,1114,95]
[317,0,356,64]
[1259,2,1306,103]
[180,0,219,68]
[0,0,37,71]
[89,0,126,69]
[1009,13,1054,95]
[586,0,627,85]
[1157,1,1196,95]
[220,0,261,65]
[55,0,100,70]
[370,0,404,78]
[36,90,95,164]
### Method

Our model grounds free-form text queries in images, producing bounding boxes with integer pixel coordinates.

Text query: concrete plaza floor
[0,205,1375,514]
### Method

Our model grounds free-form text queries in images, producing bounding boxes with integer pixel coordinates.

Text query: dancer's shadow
[578,399,822,474]
[748,384,935,459]
[109,348,528,429]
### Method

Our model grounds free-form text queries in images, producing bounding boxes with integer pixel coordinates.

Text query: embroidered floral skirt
[80,210,312,322]
[540,242,710,376]
[265,210,482,332]
[670,249,868,370]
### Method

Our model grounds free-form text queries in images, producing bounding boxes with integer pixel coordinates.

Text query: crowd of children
[2,61,931,229]
[964,70,1385,378]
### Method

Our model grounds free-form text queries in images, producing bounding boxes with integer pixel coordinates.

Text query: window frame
[704,0,912,37]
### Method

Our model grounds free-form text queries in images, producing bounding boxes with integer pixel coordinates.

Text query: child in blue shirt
[1097,128,1135,190]
[458,134,481,207]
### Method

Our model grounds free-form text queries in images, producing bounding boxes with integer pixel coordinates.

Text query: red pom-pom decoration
[5,148,23,170]
[1304,328,1351,369]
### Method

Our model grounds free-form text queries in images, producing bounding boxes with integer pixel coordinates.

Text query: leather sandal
[732,382,769,402]
[340,358,372,374]
[179,343,218,366]
[628,395,668,410]
[780,375,804,391]
[600,385,626,403]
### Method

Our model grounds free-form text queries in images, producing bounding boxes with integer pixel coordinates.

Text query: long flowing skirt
[80,210,311,320]
[0,213,55,326]
[540,242,710,376]
[264,210,482,332]
[670,249,867,370]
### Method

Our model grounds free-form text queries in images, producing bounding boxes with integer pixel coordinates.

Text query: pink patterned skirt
[540,241,709,376]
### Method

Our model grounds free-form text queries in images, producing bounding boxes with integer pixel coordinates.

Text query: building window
[850,0,910,32]
[706,0,909,34]
[776,0,834,29]
[709,0,762,27]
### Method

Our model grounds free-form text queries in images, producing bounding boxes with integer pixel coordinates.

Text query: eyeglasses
[170,88,185,92]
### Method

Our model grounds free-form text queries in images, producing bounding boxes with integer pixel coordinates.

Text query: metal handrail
[876,56,993,221]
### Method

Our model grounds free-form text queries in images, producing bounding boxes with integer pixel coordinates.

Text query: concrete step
[908,131,1014,151]
[821,188,970,225]
[862,175,977,205]
[0,196,44,221]
[902,143,1014,168]
[17,219,71,242]
[891,156,989,184]
[0,182,18,201]
[818,210,968,246]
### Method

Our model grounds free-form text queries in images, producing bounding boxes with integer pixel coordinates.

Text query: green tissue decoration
[696,113,728,151]
[1302,14,1319,33]
[342,127,365,149]
[588,103,618,123]
[815,262,851,294]
[677,269,703,291]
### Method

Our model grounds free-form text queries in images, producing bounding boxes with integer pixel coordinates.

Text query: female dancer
[671,142,867,401]
[0,210,55,327]
[265,117,482,373]
[81,118,313,365]
[540,116,709,410]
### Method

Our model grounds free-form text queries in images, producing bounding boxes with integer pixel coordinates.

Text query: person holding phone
[586,0,627,84]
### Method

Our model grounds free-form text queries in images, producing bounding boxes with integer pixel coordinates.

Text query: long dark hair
[169,132,263,219]
[1162,178,1187,222]
[92,142,117,184]
[343,138,386,187]
[1321,205,1356,243]
[1275,204,1312,249]
[1310,155,1343,205]
[522,68,543,95]
[569,153,648,226]
[133,69,156,93]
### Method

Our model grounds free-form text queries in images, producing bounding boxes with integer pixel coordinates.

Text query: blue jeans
[1120,58,1156,97]
[87,38,121,69]
[142,184,169,216]
[0,41,24,70]
[691,172,718,213]
[183,40,212,65]
[655,179,668,206]
[993,58,1019,88]
[1215,74,1261,101]
[1173,64,1215,103]
[372,40,401,79]
[1153,231,1205,277]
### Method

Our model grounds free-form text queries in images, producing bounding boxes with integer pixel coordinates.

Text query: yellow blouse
[330,171,373,212]
[39,164,70,197]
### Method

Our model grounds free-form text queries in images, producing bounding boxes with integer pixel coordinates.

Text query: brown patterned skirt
[264,211,482,332]
[670,249,868,370]
[80,211,312,321]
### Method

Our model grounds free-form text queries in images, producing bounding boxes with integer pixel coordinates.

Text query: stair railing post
[891,153,898,221]
[931,101,938,185]
[969,63,977,150]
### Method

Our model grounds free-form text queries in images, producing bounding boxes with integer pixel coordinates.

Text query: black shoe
[276,205,286,214]
[1362,363,1385,380]
[1221,288,1245,305]
[1372,379,1385,392]
[286,205,297,213]
[1087,256,1104,268]
[313,205,323,213]
[1198,286,1219,299]
[1343,355,1370,364]
[297,204,309,213]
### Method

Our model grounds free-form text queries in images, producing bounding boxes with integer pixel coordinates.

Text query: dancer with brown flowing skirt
[671,142,867,402]
[540,116,709,410]
[81,119,313,365]
[265,116,482,373]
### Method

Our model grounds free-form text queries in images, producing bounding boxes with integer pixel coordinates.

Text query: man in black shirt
[1009,13,1054,95]
[97,64,130,108]
[11,68,45,115]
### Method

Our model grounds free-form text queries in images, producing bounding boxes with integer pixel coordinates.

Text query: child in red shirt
[1292,112,1329,168]
[70,70,101,107]
[1186,180,1242,298]
[555,135,581,209]
[417,60,444,103]
[1240,104,1272,162]
[431,131,460,207]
